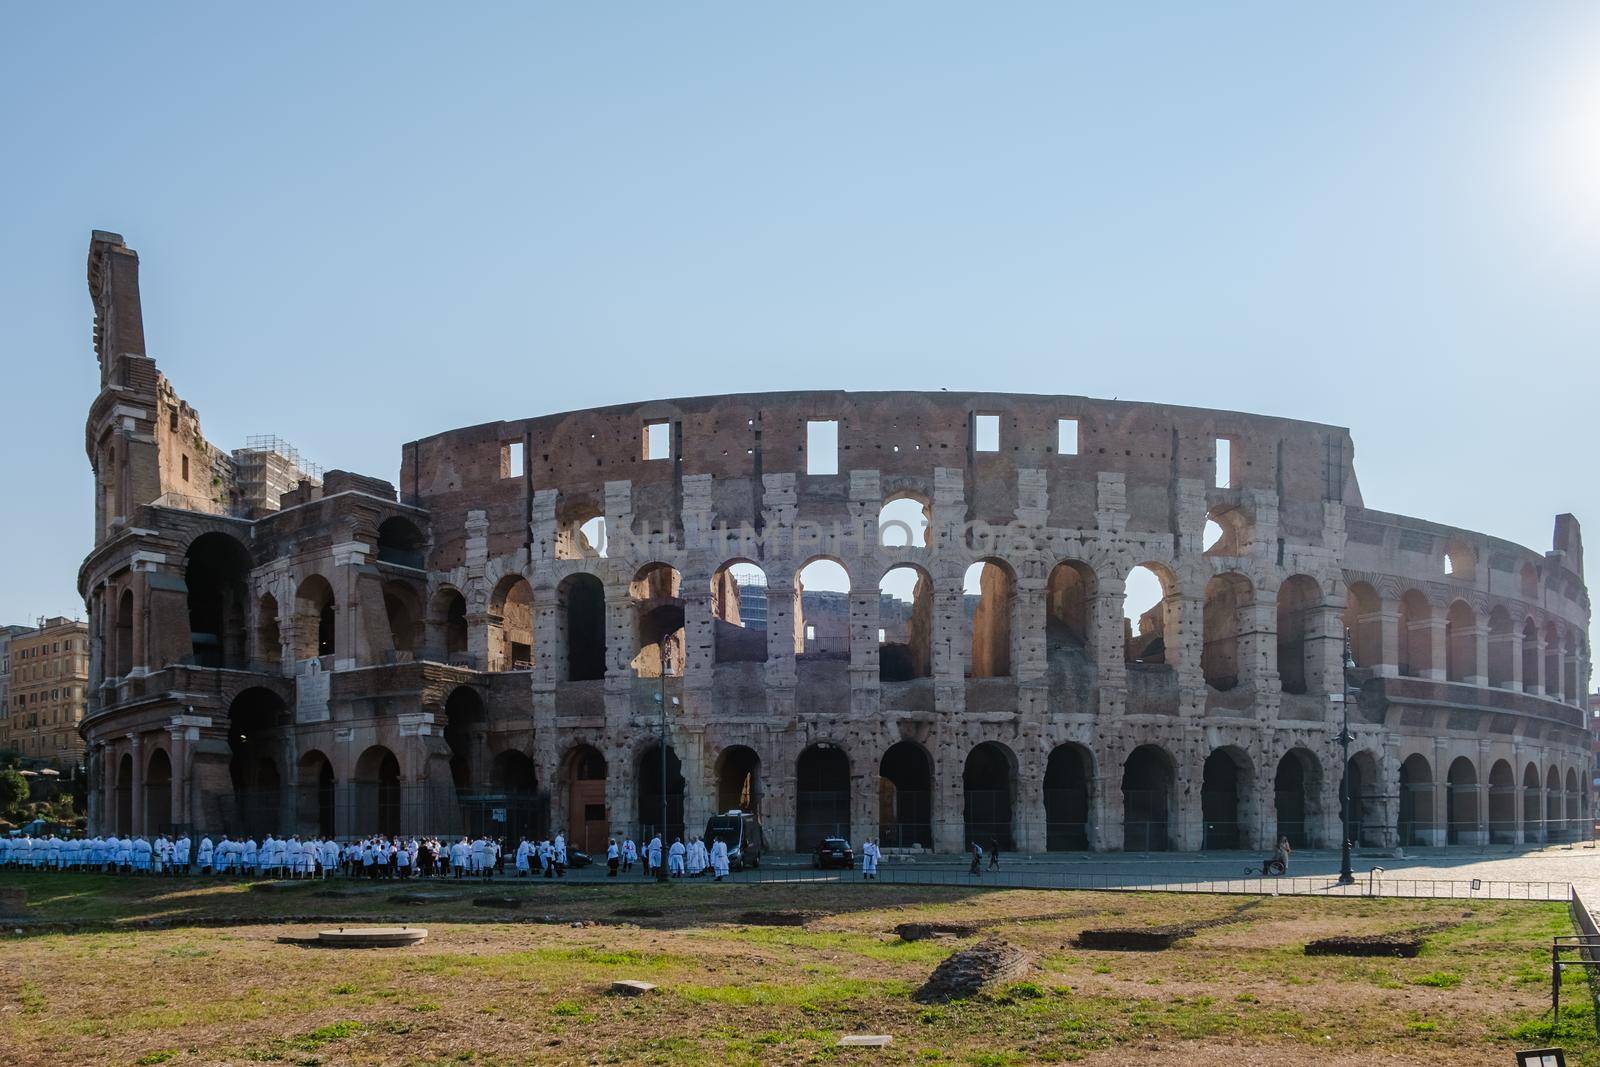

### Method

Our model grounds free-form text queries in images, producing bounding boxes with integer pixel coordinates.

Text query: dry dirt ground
[0,872,1592,1066]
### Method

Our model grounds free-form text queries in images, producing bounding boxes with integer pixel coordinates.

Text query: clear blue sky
[1,4,1596,653]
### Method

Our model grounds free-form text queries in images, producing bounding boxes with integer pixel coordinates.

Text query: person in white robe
[623,838,637,873]
[710,837,730,881]
[515,838,532,876]
[668,838,686,877]
[688,836,707,876]
[538,838,554,878]
[197,836,213,875]
[449,838,470,879]
[647,834,663,877]
[174,835,191,875]
[861,838,879,879]
[553,833,567,876]
[605,837,620,877]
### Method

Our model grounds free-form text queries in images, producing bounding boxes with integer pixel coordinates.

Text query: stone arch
[487,574,534,672]
[1442,539,1476,581]
[1397,590,1435,677]
[1046,559,1095,652]
[1523,762,1544,843]
[1487,759,1516,844]
[711,560,768,665]
[1275,574,1322,695]
[353,745,402,838]
[1203,504,1250,557]
[1487,605,1514,688]
[1342,581,1381,670]
[115,751,133,836]
[1202,572,1253,691]
[382,579,425,658]
[558,572,606,681]
[1122,744,1176,851]
[185,531,252,669]
[1043,742,1093,851]
[963,741,1017,850]
[796,558,851,659]
[376,516,427,569]
[562,744,609,853]
[144,746,172,835]
[297,749,337,839]
[637,741,685,841]
[879,563,933,681]
[879,740,933,849]
[795,742,851,847]
[227,686,288,839]
[443,685,486,792]
[1397,753,1435,846]
[1445,600,1477,683]
[964,558,1015,679]
[294,574,337,661]
[115,587,134,676]
[1566,767,1581,836]
[1201,746,1255,849]
[487,749,544,843]
[429,586,469,661]
[878,493,931,548]
[1445,756,1479,845]
[714,744,761,815]
[1544,622,1563,699]
[631,563,684,678]
[1522,617,1541,691]
[1124,562,1177,664]
[1343,748,1382,847]
[1274,747,1323,848]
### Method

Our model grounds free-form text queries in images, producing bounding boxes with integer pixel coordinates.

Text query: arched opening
[1276,575,1321,695]
[1043,743,1092,851]
[382,580,423,659]
[185,532,252,669]
[1564,634,1580,705]
[256,594,281,668]
[564,745,608,853]
[556,511,608,560]
[443,686,485,792]
[429,587,468,661]
[294,575,336,661]
[637,742,685,841]
[486,750,543,843]
[115,589,134,676]
[878,495,930,548]
[1203,506,1249,556]
[631,564,684,678]
[1446,756,1479,845]
[1565,768,1581,839]
[1342,582,1381,670]
[116,752,133,836]
[354,746,401,838]
[1487,759,1516,844]
[715,745,761,814]
[487,575,534,671]
[1122,745,1174,851]
[1397,754,1434,846]
[796,559,850,659]
[1046,560,1094,653]
[376,517,427,569]
[795,743,850,847]
[1487,607,1513,688]
[144,748,172,835]
[1397,590,1434,678]
[1544,623,1563,700]
[878,741,932,849]
[1445,600,1476,683]
[1523,763,1544,844]
[559,573,606,681]
[1522,618,1541,692]
[963,741,1015,850]
[1344,750,1381,847]
[1203,573,1252,691]
[1202,747,1251,849]
[1274,749,1321,848]
[878,564,932,682]
[711,561,768,665]
[228,686,287,839]
[1546,765,1564,840]
[1442,541,1476,581]
[1123,564,1175,665]
[297,750,337,839]
[964,560,1014,678]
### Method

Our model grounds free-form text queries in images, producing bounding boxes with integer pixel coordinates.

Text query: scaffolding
[233,435,323,513]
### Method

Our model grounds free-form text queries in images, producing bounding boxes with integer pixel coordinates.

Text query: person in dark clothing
[988,837,1001,870]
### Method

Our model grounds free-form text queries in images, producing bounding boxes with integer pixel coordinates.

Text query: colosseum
[79,231,1593,855]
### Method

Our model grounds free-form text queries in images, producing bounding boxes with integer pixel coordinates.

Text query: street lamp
[1332,633,1359,886]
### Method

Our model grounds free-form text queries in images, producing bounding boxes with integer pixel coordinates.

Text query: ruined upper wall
[401,390,1363,571]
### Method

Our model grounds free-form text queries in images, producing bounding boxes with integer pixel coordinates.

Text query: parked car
[812,837,854,869]
[704,810,763,869]
[567,849,593,869]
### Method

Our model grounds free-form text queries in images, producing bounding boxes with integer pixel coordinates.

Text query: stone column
[1013,571,1048,685]
[1417,617,1447,681]
[1466,624,1489,687]
[1502,627,1524,692]
[1372,606,1401,678]
[128,733,145,836]
[1527,632,1546,696]
[1174,592,1207,716]
[764,580,798,688]
[680,586,715,689]
[1092,765,1121,851]
[1091,580,1127,692]
[848,588,880,693]
[1430,738,1449,846]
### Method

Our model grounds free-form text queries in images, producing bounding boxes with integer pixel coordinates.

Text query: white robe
[710,840,730,878]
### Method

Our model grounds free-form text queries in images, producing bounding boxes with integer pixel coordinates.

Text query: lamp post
[1333,634,1358,886]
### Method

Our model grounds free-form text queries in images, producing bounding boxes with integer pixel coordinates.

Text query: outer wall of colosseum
[79,232,1595,854]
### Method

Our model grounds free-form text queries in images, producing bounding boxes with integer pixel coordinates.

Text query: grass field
[0,872,1593,1066]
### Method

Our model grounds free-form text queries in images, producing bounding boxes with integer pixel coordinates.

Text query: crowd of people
[0,829,755,882]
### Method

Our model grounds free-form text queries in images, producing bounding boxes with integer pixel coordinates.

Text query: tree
[0,769,28,819]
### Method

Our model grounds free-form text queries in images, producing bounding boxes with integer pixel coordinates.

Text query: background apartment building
[3,617,90,764]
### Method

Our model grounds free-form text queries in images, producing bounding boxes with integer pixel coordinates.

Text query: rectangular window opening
[180,455,189,481]
[974,413,1000,453]
[1057,418,1079,456]
[806,420,838,475]
[643,421,671,461]
[1215,436,1235,489]
[502,441,524,479]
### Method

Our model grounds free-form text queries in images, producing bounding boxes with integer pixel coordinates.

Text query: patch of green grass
[676,976,908,1008]
[1413,971,1462,989]
[134,1053,178,1065]
[293,1020,365,1049]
